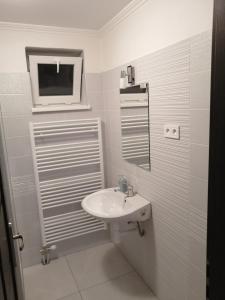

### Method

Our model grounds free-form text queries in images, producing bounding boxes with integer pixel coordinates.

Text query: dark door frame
[0,170,18,300]
[207,0,225,299]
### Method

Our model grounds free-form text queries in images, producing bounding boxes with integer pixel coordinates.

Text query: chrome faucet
[123,185,135,207]
[126,185,135,197]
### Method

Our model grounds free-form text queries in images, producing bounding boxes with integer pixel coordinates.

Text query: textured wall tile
[19,223,42,250]
[188,206,207,241]
[188,234,206,273]
[117,231,156,291]
[16,210,41,248]
[190,70,211,109]
[21,246,41,268]
[155,237,189,299]
[13,191,39,217]
[189,176,208,215]
[190,144,209,179]
[11,175,36,195]
[9,155,34,178]
[0,95,32,116]
[6,136,32,157]
[102,30,212,300]
[188,264,206,300]
[0,73,25,94]
[3,115,31,138]
[190,31,212,73]
[191,109,210,145]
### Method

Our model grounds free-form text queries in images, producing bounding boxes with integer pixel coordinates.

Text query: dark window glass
[38,64,74,96]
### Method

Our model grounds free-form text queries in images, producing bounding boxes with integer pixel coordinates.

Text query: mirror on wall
[119,83,150,171]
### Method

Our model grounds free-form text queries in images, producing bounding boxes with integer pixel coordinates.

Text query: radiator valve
[40,245,57,265]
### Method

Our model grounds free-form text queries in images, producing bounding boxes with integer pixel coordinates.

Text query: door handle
[13,234,24,251]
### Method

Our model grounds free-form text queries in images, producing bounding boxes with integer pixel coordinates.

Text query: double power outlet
[164,124,180,140]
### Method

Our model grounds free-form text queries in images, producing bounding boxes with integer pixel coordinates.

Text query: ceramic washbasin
[82,188,151,223]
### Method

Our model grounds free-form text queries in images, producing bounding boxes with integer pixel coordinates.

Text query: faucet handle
[126,185,135,197]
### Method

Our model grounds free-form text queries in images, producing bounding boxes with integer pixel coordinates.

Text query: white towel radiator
[30,118,106,247]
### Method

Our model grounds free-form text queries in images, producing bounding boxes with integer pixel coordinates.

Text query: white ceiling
[0,0,133,30]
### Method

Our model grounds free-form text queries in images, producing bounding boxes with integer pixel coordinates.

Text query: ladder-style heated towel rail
[30,118,106,246]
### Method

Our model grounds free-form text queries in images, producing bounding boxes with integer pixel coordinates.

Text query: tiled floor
[23,242,157,300]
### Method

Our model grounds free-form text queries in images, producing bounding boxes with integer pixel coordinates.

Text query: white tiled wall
[0,72,108,267]
[101,31,212,300]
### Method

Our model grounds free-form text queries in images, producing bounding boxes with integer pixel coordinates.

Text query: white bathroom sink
[82,188,151,223]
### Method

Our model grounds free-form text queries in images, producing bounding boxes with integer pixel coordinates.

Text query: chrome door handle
[13,233,24,251]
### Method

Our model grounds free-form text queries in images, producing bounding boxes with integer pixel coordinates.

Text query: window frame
[29,55,82,106]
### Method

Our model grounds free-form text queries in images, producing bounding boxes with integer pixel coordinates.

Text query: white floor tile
[66,242,133,290]
[23,257,78,300]
[81,272,157,300]
[59,293,82,300]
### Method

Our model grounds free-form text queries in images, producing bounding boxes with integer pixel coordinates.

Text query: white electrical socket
[164,124,180,140]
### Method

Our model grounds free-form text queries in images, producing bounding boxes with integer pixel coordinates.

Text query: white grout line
[64,242,134,293]
[113,242,157,297]
[78,291,84,300]
[56,292,82,300]
[79,270,134,293]
[64,255,80,292]
[61,239,111,257]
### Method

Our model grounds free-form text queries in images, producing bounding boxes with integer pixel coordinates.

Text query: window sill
[120,103,148,108]
[32,104,91,113]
